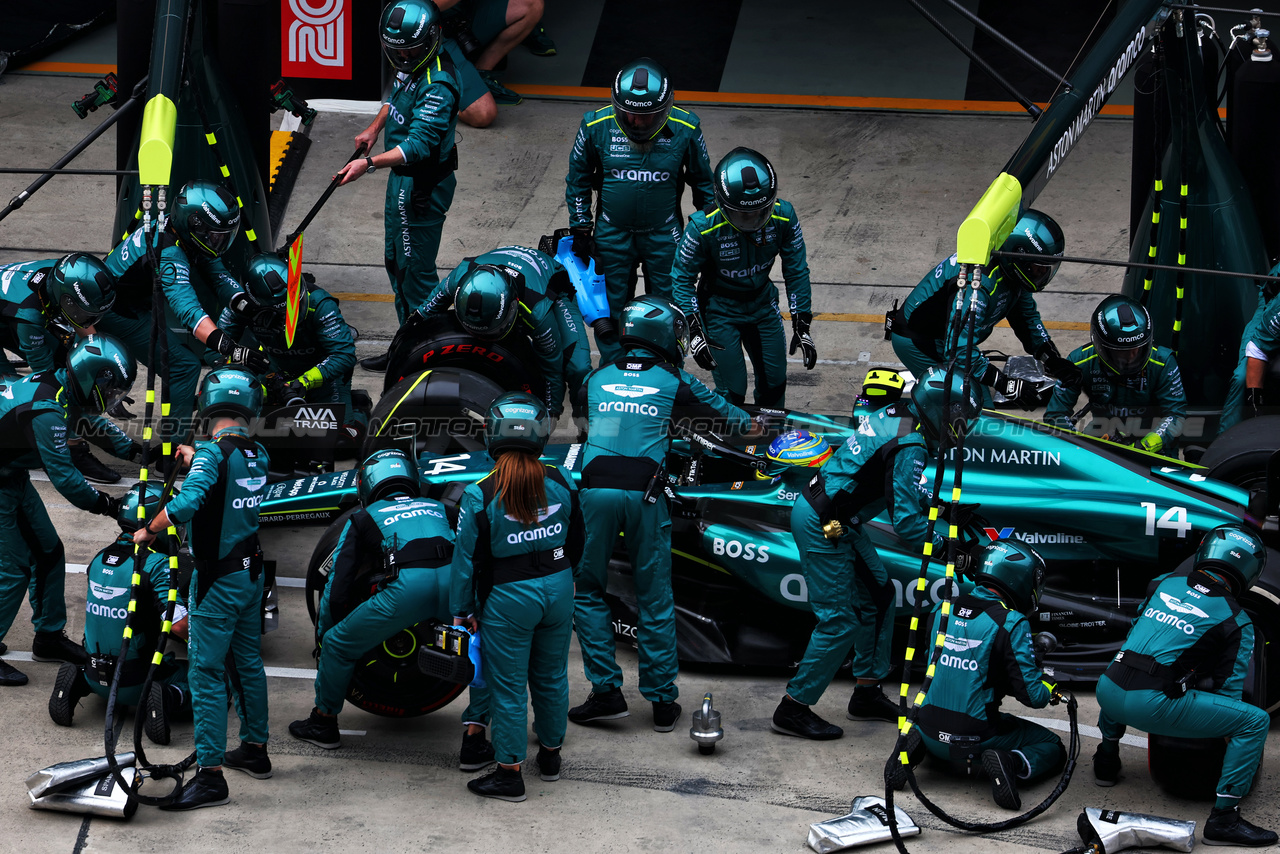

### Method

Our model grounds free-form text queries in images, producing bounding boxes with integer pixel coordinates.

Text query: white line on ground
[1018,714,1147,748]
[6,651,319,680]
[338,730,366,736]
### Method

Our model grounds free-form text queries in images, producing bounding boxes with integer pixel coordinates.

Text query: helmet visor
[187,215,237,258]
[615,105,671,143]
[671,308,690,358]
[384,43,430,74]
[90,368,131,413]
[1094,336,1149,376]
[1011,258,1059,291]
[722,204,773,233]
[59,292,111,329]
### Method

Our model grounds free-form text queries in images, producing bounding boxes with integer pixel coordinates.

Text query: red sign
[281,0,352,80]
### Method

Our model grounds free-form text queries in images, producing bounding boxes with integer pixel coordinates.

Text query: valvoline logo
[983,527,1015,541]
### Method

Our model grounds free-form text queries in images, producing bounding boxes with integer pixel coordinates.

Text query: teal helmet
[621,295,689,365]
[973,538,1047,613]
[1091,294,1153,377]
[910,366,981,448]
[1194,524,1267,593]
[198,366,263,421]
[455,264,520,340]
[611,57,673,143]
[48,253,116,328]
[64,333,135,414]
[714,147,778,232]
[357,448,420,505]
[485,391,551,457]
[380,0,442,75]
[1000,209,1064,291]
[244,252,305,319]
[118,482,164,534]
[171,180,240,259]
[766,430,833,467]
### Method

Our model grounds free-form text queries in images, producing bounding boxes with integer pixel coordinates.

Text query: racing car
[256,367,1280,725]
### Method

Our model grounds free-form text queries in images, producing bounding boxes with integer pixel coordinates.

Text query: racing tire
[362,367,507,460]
[304,511,465,718]
[48,662,81,727]
[1201,414,1280,521]
[382,312,544,400]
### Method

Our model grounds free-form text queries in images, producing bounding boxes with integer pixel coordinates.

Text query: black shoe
[71,442,121,484]
[224,741,273,779]
[467,765,526,802]
[847,684,900,723]
[460,729,496,772]
[1204,806,1279,847]
[770,695,843,740]
[1092,746,1122,787]
[1,658,29,687]
[359,351,390,373]
[144,683,181,745]
[652,700,682,733]
[49,662,89,725]
[32,631,88,665]
[522,23,556,56]
[160,767,229,811]
[981,749,1023,811]
[536,744,561,782]
[289,708,341,750]
[568,687,629,724]
[885,727,924,791]
[0,641,7,655]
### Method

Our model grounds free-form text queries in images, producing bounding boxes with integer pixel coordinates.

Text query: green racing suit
[1219,291,1280,434]
[0,258,71,376]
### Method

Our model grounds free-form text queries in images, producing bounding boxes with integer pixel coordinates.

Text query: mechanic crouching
[772,366,981,740]
[912,540,1065,811]
[1044,295,1186,454]
[1093,525,1275,847]
[219,253,366,446]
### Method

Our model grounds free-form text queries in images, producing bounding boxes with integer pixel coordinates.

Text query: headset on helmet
[485,391,551,457]
[620,294,689,365]
[714,147,778,233]
[973,538,1047,613]
[118,482,165,534]
[1091,294,1153,377]
[198,366,264,421]
[1000,210,1064,292]
[380,0,443,75]
[910,366,981,448]
[455,264,520,340]
[48,253,116,328]
[171,180,240,259]
[1194,524,1267,593]
[358,448,421,505]
[64,334,136,415]
[611,57,673,144]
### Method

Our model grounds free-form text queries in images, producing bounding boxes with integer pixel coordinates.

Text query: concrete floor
[1,72,1276,854]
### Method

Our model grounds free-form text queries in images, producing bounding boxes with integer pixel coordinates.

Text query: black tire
[144,681,171,746]
[1201,414,1280,518]
[48,662,80,727]
[363,367,508,460]
[1148,734,1228,801]
[304,512,465,718]
[383,312,545,400]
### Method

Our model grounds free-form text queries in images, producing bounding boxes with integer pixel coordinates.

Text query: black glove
[206,327,271,374]
[227,291,254,318]
[569,225,595,264]
[129,441,161,466]
[688,314,718,371]
[94,491,122,519]
[1245,387,1264,419]
[789,311,818,370]
[989,371,1042,411]
[951,545,978,576]
[108,395,135,419]
[942,502,981,530]
[1036,342,1082,387]
[283,382,308,405]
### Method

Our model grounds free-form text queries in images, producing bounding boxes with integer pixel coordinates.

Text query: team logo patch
[600,383,659,399]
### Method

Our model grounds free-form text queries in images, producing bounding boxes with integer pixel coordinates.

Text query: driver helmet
[909,366,982,448]
[766,430,833,468]
[357,448,420,505]
[171,180,240,260]
[1193,524,1267,594]
[714,147,778,233]
[973,538,1047,614]
[380,0,443,75]
[244,253,306,321]
[1091,294,1153,377]
[611,57,673,144]
[48,253,116,329]
[485,391,551,457]
[118,482,164,534]
[854,368,905,412]
[455,265,520,340]
[64,334,135,415]
[620,294,689,366]
[1000,209,1064,292]
[198,366,263,421]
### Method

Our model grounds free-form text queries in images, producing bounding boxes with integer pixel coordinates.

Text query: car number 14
[1140,502,1192,538]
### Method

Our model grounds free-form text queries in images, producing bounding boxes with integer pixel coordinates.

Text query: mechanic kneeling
[914,539,1065,811]
[1093,524,1275,847]
[772,366,980,740]
[219,253,366,446]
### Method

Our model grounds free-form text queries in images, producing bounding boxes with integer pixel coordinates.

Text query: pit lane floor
[3,73,1276,853]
